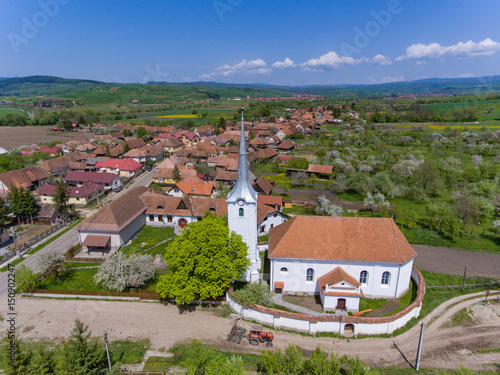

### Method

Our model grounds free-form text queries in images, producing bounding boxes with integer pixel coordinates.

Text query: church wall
[271,258,414,299]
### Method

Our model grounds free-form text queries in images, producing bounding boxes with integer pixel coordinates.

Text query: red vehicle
[248,324,273,347]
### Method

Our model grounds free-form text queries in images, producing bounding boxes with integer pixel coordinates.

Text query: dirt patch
[8,224,51,251]
[0,126,91,150]
[364,299,400,317]
[282,295,324,313]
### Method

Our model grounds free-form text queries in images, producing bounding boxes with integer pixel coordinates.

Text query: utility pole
[462,265,467,292]
[103,331,112,371]
[415,321,425,371]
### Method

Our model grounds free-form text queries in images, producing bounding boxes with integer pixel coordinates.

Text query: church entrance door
[178,219,188,228]
[336,298,346,310]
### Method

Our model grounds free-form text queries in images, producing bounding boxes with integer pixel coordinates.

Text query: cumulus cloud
[300,51,391,70]
[272,57,295,69]
[200,58,271,79]
[396,38,500,63]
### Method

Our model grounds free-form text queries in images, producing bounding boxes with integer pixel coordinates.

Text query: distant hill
[0,75,108,96]
[1,74,500,101]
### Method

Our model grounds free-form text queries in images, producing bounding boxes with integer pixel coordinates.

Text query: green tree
[287,157,309,170]
[412,160,443,196]
[0,198,10,228]
[121,129,132,137]
[29,346,56,375]
[7,186,38,224]
[53,181,70,219]
[122,143,131,155]
[136,127,146,139]
[173,163,182,183]
[56,319,107,375]
[156,214,249,305]
[15,264,40,293]
[2,335,31,375]
[217,116,226,130]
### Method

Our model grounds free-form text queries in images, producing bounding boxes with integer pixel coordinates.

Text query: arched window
[280,267,288,273]
[381,271,390,285]
[359,270,368,284]
[306,268,314,282]
[239,208,244,217]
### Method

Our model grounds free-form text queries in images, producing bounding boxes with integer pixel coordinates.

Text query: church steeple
[226,107,258,204]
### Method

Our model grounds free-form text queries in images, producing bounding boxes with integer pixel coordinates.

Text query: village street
[1,291,498,371]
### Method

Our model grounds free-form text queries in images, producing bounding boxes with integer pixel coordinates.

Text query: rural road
[0,169,154,299]
[1,291,498,371]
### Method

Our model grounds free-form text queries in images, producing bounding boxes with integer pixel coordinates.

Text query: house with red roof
[95,158,143,177]
[39,182,105,206]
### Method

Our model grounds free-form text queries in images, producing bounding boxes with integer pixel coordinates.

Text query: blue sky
[1,0,499,86]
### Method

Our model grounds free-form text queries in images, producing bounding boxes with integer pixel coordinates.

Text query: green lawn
[120,225,176,257]
[42,267,106,292]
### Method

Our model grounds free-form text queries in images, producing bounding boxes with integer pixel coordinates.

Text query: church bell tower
[226,108,260,283]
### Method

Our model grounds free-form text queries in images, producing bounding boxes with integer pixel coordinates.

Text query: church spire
[226,107,258,203]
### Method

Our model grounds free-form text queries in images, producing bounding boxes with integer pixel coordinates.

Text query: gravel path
[413,245,500,278]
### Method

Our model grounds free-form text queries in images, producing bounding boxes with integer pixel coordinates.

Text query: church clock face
[237,199,245,206]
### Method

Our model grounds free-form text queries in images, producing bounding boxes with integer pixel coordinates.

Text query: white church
[227,109,417,312]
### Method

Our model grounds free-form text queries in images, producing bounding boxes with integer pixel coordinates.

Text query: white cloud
[200,58,271,79]
[365,54,392,66]
[300,51,391,70]
[272,57,295,69]
[397,38,500,62]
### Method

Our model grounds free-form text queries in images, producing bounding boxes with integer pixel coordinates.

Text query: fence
[427,280,500,293]
[0,219,74,267]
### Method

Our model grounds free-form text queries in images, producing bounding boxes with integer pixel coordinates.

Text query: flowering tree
[94,252,155,292]
[315,195,343,217]
[363,192,390,216]
[38,250,66,282]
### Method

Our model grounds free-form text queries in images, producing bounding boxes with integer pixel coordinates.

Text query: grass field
[120,225,176,257]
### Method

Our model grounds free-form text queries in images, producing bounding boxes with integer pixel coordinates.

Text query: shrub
[231,282,274,308]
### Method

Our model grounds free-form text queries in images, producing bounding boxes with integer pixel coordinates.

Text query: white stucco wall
[145,213,195,228]
[321,294,360,312]
[226,269,423,336]
[270,258,414,299]
[258,212,287,234]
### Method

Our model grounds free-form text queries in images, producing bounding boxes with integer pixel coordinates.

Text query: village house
[167,181,213,198]
[95,158,143,177]
[0,165,49,194]
[39,182,105,206]
[64,171,122,190]
[76,186,150,254]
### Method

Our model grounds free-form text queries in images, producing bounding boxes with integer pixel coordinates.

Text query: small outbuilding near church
[268,216,417,312]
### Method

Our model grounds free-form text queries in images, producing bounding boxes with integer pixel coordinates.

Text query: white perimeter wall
[227,269,423,336]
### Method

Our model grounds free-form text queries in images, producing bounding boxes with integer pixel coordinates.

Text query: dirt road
[1,292,498,371]
[413,245,500,278]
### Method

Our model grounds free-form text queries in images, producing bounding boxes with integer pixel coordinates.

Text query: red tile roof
[95,158,143,171]
[268,216,416,264]
[308,164,333,175]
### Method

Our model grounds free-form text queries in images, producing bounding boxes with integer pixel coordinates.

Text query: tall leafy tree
[53,181,70,218]
[7,186,38,224]
[173,163,182,183]
[29,347,56,375]
[0,198,10,228]
[56,319,107,375]
[156,213,249,305]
